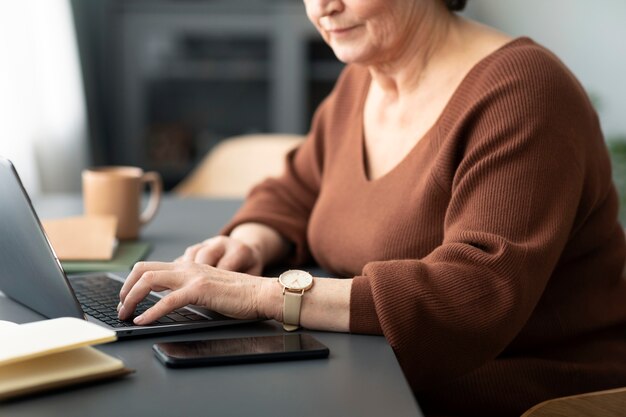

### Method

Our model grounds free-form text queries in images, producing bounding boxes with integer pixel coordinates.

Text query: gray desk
[0,195,422,417]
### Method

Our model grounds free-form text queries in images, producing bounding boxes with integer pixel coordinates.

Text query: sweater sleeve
[349,47,600,387]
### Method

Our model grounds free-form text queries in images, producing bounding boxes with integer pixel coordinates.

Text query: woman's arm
[117,261,351,333]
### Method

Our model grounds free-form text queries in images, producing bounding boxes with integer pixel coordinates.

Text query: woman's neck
[367,11,461,98]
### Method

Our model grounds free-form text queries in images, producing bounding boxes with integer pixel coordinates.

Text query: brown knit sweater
[223,38,626,416]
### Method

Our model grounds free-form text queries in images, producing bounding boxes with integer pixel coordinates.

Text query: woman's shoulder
[444,36,596,131]
[469,37,587,98]
[439,37,601,173]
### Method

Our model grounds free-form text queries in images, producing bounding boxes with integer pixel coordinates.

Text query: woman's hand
[117,261,276,325]
[178,236,264,275]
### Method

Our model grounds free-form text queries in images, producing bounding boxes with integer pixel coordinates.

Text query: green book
[61,242,152,273]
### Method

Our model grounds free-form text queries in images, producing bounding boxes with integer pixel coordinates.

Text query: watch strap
[282,290,303,332]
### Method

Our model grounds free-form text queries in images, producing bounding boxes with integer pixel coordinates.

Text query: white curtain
[0,0,88,196]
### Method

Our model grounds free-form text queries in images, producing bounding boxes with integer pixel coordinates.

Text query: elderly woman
[119,0,626,415]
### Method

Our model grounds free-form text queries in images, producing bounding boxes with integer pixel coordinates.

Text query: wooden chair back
[174,134,304,198]
[521,387,626,417]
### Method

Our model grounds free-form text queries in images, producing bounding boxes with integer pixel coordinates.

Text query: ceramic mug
[82,166,162,240]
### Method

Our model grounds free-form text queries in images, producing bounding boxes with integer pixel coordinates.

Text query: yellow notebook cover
[0,318,131,401]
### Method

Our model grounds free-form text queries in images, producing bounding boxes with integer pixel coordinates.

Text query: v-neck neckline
[356,36,532,184]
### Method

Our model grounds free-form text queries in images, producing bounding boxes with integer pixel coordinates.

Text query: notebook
[0,317,132,401]
[0,157,257,338]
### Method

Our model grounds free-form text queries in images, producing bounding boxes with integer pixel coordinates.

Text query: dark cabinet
[105,0,343,188]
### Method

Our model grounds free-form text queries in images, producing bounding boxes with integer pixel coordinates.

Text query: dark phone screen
[154,334,328,362]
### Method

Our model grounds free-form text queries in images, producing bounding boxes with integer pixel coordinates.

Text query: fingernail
[134,315,145,325]
[118,305,127,320]
[117,302,123,312]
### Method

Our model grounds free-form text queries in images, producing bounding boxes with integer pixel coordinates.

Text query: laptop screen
[0,157,84,319]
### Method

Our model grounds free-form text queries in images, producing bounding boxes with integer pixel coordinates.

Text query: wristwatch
[278,270,314,331]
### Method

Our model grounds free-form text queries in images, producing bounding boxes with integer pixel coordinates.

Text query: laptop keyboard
[70,275,211,327]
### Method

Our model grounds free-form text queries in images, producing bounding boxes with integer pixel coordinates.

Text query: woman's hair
[443,0,467,11]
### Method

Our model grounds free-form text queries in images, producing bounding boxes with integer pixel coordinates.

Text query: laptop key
[156,317,175,323]
[185,313,209,321]
[167,313,190,322]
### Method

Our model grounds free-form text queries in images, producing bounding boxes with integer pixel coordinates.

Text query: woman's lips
[327,25,360,36]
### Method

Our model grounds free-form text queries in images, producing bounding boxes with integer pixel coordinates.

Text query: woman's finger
[118,268,185,320]
[119,261,178,303]
[181,243,204,262]
[134,290,191,325]
[194,243,226,266]
[216,247,254,272]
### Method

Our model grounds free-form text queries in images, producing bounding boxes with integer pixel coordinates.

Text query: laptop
[0,157,256,338]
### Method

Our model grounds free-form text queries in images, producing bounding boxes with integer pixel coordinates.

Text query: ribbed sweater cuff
[350,275,383,335]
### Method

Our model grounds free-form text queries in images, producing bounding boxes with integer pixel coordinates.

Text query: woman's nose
[305,0,344,18]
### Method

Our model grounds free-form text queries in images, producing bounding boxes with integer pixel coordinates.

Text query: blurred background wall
[1,0,625,197]
[465,0,626,140]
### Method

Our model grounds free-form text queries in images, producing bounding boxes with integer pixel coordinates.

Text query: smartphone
[152,334,329,368]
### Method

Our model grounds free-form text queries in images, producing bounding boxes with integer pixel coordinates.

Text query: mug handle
[140,171,162,226]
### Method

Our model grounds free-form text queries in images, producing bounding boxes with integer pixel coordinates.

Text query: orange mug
[82,167,162,240]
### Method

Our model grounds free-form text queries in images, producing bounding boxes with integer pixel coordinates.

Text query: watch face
[278,270,313,291]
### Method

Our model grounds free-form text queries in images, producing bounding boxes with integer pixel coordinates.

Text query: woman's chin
[330,48,372,65]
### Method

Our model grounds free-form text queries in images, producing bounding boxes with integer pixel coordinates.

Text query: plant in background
[608,137,626,225]
[588,91,626,225]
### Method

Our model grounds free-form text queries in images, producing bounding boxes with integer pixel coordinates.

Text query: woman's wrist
[255,275,352,332]
[257,277,283,321]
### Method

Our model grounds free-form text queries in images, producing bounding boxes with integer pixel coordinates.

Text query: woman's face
[303,0,429,65]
